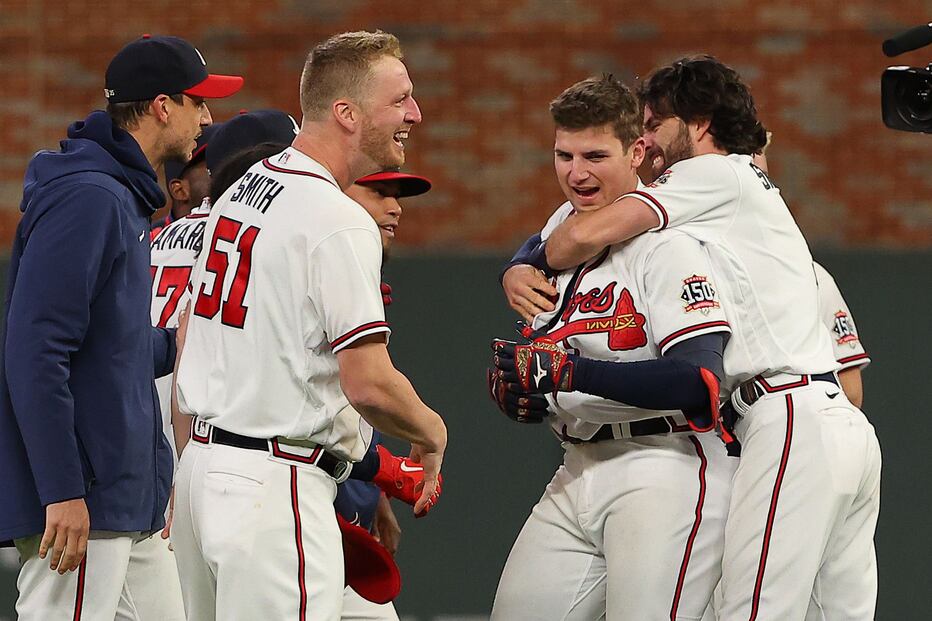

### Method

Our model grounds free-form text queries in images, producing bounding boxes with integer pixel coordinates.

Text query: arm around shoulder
[545,197,660,270]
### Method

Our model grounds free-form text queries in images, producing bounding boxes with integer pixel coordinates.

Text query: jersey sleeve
[623,156,739,236]
[640,232,731,354]
[539,202,574,241]
[813,263,870,370]
[308,227,390,353]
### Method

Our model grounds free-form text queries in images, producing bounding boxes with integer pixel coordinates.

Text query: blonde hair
[300,30,403,120]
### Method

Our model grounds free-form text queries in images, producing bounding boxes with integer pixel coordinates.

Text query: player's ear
[150,94,173,124]
[629,137,647,170]
[691,118,713,144]
[333,99,359,133]
[168,178,190,202]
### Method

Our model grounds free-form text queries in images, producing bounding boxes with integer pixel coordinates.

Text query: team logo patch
[647,169,673,188]
[681,275,719,314]
[832,310,859,346]
[547,283,648,351]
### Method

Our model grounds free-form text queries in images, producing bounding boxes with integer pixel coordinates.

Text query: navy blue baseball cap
[355,171,432,197]
[164,122,224,185]
[105,34,243,103]
[206,109,299,173]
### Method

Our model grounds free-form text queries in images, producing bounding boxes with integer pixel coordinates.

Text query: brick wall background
[1,0,930,252]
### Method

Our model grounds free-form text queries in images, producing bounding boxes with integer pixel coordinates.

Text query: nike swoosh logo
[533,353,548,387]
[139,230,146,242]
[827,391,839,399]
[399,462,424,473]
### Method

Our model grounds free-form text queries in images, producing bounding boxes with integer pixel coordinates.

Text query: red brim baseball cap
[337,514,401,604]
[355,171,432,197]
[184,74,244,99]
[105,35,243,103]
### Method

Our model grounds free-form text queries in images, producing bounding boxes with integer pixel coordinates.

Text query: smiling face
[345,180,403,259]
[554,123,643,212]
[359,55,422,170]
[641,104,695,182]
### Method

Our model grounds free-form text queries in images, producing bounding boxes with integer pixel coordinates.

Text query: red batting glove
[372,445,442,518]
[380,282,393,307]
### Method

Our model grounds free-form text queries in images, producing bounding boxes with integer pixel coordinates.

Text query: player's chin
[570,193,604,212]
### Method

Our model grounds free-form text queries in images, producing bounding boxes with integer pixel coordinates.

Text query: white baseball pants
[172,440,344,620]
[719,377,881,621]
[342,586,399,620]
[492,432,737,620]
[14,530,184,620]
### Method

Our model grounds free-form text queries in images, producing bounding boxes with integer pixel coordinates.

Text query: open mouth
[572,186,600,199]
[380,224,397,236]
[393,129,409,149]
[649,149,664,171]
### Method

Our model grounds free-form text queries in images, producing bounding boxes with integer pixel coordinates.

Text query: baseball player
[340,170,432,621]
[151,110,299,462]
[171,31,447,621]
[151,122,222,239]
[752,146,871,407]
[0,35,241,620]
[489,75,737,620]
[525,56,880,620]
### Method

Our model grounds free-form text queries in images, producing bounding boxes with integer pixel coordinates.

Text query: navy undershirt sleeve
[499,232,553,283]
[569,332,728,411]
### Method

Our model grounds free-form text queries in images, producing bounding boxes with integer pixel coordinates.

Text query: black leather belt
[562,416,678,444]
[738,371,839,408]
[211,427,346,479]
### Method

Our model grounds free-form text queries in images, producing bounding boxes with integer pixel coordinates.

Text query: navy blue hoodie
[0,111,176,543]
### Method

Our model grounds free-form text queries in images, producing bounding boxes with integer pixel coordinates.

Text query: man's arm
[493,332,727,431]
[152,327,177,379]
[838,368,864,409]
[337,335,446,516]
[545,197,660,270]
[5,185,122,572]
[337,336,446,451]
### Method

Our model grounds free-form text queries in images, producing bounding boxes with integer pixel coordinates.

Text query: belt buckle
[331,460,352,484]
[191,417,213,445]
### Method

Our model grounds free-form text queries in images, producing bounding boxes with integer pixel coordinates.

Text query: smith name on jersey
[175,148,386,460]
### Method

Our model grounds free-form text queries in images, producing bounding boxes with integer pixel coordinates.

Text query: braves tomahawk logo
[547,283,647,351]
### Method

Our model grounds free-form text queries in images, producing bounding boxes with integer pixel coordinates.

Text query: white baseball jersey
[150,199,211,451]
[813,262,870,370]
[534,197,731,440]
[175,147,386,458]
[625,154,838,390]
[494,196,737,620]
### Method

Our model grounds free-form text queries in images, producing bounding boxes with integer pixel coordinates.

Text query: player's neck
[694,137,727,158]
[125,120,178,172]
[292,129,352,189]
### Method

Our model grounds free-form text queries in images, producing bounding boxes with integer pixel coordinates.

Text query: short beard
[663,121,694,169]
[360,117,403,170]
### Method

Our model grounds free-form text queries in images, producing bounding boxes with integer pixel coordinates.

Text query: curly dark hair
[637,55,767,155]
[550,74,642,148]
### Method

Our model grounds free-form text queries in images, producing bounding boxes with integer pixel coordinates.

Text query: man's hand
[40,498,89,574]
[407,444,442,517]
[487,368,550,423]
[372,493,402,555]
[372,444,443,517]
[502,265,558,324]
[161,487,175,551]
[492,338,576,394]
